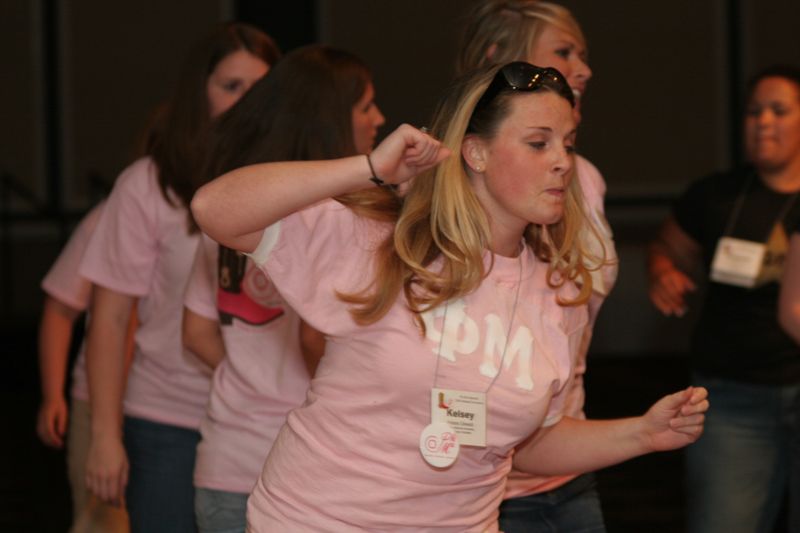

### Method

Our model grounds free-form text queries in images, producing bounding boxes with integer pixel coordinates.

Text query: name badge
[710,236,766,288]
[431,388,486,447]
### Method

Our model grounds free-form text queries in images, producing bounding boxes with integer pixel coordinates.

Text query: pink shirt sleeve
[79,158,163,296]
[41,202,105,310]
[250,199,385,336]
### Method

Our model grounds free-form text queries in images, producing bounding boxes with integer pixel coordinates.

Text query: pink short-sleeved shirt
[504,155,619,499]
[79,157,209,429]
[186,234,310,493]
[41,202,105,402]
[245,199,588,532]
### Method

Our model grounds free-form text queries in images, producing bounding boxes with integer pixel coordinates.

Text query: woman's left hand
[641,386,708,451]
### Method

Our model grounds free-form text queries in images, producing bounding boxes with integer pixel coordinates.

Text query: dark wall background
[3,0,800,348]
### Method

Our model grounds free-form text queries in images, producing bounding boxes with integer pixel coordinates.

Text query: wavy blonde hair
[339,65,596,330]
[456,0,586,76]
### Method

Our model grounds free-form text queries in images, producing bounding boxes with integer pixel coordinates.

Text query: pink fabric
[186,234,309,493]
[503,155,619,499]
[245,200,587,532]
[41,202,105,402]
[79,157,209,429]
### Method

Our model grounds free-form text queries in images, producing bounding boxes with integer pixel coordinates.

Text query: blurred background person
[78,23,279,533]
[648,65,800,533]
[37,200,133,532]
[456,2,617,530]
[183,44,385,533]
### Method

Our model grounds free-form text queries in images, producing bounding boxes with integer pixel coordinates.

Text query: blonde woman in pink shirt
[182,45,385,533]
[192,62,708,532]
[457,2,617,530]
[78,23,279,533]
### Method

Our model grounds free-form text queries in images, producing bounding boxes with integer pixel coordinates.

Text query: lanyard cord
[723,172,800,241]
[432,252,524,395]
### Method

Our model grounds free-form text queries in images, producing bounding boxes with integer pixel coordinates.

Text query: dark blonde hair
[341,64,594,330]
[456,0,585,75]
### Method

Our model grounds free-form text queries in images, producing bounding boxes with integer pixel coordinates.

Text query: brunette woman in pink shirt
[78,23,279,533]
[182,45,385,533]
[193,62,708,532]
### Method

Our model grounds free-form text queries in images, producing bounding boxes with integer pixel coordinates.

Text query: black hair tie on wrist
[366,154,385,187]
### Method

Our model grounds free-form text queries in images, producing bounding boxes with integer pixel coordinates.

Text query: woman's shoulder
[574,154,606,205]
[110,157,160,198]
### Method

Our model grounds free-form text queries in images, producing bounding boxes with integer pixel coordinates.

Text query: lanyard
[722,173,799,242]
[432,251,523,395]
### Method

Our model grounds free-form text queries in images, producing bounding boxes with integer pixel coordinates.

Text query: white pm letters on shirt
[421,299,536,391]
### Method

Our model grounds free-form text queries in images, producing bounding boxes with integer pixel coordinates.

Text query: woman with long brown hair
[79,23,278,533]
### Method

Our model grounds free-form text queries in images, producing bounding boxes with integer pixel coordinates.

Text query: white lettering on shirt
[422,298,536,390]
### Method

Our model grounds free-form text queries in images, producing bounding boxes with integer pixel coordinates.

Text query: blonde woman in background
[457,2,617,531]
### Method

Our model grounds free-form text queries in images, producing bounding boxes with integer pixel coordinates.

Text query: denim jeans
[686,374,800,533]
[123,416,201,533]
[498,473,606,533]
[195,487,248,533]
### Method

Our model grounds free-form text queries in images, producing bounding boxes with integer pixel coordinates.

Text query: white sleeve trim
[246,221,282,268]
[541,412,563,428]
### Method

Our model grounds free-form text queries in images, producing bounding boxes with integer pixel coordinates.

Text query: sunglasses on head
[472,62,575,119]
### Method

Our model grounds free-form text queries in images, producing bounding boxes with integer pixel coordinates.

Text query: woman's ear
[462,135,487,173]
[486,43,498,61]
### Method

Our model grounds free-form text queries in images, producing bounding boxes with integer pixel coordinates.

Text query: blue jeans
[195,487,248,533]
[686,375,800,533]
[123,416,201,533]
[498,473,606,533]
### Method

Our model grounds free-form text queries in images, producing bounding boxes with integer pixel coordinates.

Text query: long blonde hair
[456,0,586,76]
[339,65,596,329]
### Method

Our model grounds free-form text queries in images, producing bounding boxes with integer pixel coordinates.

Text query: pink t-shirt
[504,155,619,499]
[79,157,209,429]
[245,200,588,532]
[186,234,310,494]
[41,202,105,402]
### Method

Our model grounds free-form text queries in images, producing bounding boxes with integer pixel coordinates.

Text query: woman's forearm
[182,307,226,369]
[38,296,81,402]
[191,156,373,253]
[514,387,707,476]
[86,285,135,439]
[513,416,647,476]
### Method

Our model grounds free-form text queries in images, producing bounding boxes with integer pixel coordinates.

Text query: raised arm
[779,233,800,344]
[647,216,702,317]
[513,386,708,476]
[191,124,450,253]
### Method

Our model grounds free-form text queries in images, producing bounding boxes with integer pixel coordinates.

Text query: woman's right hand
[36,396,68,448]
[368,124,451,186]
[648,265,696,317]
[85,433,129,507]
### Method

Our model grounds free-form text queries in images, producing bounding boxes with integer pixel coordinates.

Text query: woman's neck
[489,230,524,258]
[760,156,800,193]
